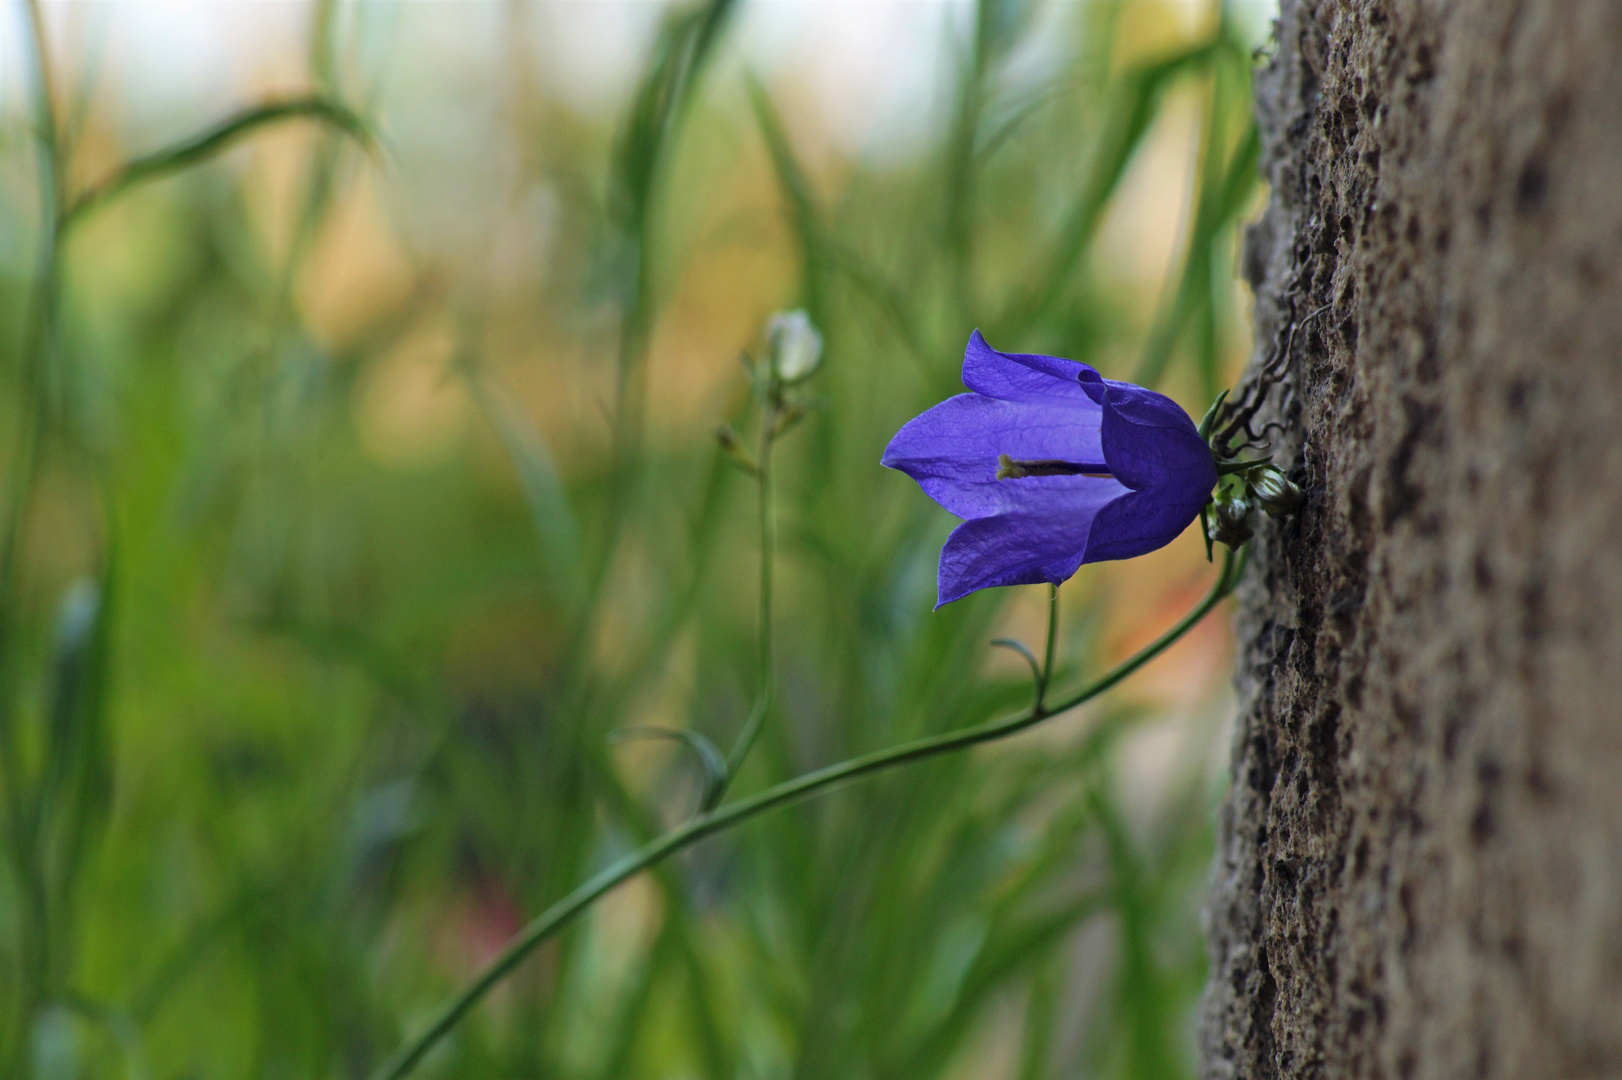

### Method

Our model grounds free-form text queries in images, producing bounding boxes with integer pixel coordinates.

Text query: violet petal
[881,393,1107,518]
[935,477,1130,606]
[961,330,1097,403]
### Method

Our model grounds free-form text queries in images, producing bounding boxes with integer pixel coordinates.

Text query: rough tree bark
[1201,2,1622,1078]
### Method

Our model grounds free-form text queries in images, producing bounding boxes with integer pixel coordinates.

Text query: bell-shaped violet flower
[883,331,1217,606]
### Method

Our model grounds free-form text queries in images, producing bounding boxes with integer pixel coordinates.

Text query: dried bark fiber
[1201,2,1622,1078]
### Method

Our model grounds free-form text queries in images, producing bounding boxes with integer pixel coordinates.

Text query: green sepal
[1197,388,1229,442]
[1215,456,1272,476]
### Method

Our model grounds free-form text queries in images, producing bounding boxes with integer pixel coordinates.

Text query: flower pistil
[994,454,1112,481]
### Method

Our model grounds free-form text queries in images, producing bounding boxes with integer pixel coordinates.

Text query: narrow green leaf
[38,558,115,917]
[1017,959,1060,1080]
[592,922,677,1080]
[464,367,583,608]
[747,73,825,320]
[62,96,374,230]
[999,41,1217,333]
[1137,38,1260,397]
[60,994,153,1080]
[608,726,728,803]
[610,0,738,238]
[898,892,1109,1076]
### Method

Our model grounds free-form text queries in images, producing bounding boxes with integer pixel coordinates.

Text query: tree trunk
[1200,2,1622,1078]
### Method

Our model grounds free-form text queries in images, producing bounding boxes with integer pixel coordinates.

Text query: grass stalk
[368,547,1241,1080]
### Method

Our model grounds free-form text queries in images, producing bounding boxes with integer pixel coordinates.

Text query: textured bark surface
[1201,2,1622,1078]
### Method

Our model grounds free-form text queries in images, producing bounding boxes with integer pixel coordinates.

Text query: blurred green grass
[0,1,1265,1077]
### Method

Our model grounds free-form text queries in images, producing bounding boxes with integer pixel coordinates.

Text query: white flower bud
[766,309,823,384]
[1248,464,1303,519]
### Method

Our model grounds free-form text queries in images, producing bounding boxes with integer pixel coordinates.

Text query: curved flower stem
[990,637,1042,707]
[368,547,1242,1080]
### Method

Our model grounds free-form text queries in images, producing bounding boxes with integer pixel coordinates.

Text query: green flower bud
[1248,464,1303,519]
[766,310,823,384]
[1207,493,1254,547]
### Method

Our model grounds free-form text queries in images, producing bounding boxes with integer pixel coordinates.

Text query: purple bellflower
[883,331,1218,606]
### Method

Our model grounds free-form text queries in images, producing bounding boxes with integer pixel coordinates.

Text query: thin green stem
[944,0,991,317]
[367,547,1241,1080]
[4,2,64,1067]
[715,392,776,799]
[25,0,62,210]
[1038,584,1059,712]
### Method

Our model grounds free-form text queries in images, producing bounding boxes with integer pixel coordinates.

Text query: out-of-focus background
[0,1,1273,1077]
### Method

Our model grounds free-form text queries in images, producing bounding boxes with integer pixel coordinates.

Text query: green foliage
[0,1,1263,1077]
